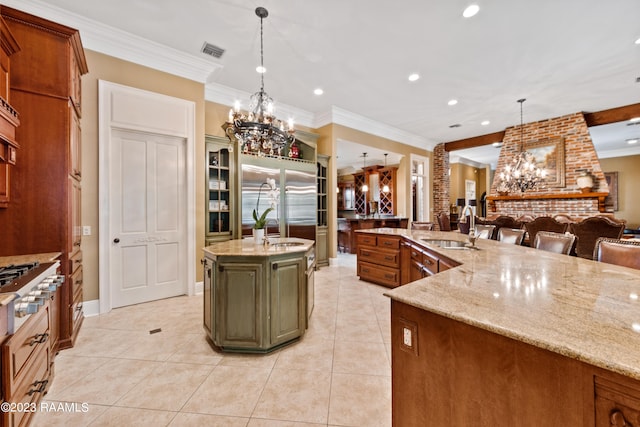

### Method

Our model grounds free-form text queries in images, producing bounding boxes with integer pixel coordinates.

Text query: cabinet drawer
[357,234,377,247]
[595,375,640,427]
[358,247,400,268]
[378,236,400,250]
[71,287,83,335]
[421,251,439,276]
[4,343,50,427]
[410,246,423,262]
[2,302,50,397]
[358,261,400,288]
[71,265,83,297]
[70,249,82,274]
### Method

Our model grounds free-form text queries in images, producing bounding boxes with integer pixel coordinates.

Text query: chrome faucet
[460,204,478,247]
[264,218,279,246]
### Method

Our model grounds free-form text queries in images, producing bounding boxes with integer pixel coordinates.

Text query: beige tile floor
[33,253,392,427]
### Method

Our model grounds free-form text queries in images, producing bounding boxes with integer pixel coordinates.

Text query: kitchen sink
[421,239,474,250]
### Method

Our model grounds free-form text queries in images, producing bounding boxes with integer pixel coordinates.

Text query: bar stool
[498,228,526,245]
[411,222,434,231]
[593,238,640,270]
[533,231,576,255]
[475,224,496,240]
[569,216,625,259]
[525,216,568,247]
[437,213,451,231]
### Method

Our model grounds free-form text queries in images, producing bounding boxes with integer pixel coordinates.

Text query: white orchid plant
[253,178,279,229]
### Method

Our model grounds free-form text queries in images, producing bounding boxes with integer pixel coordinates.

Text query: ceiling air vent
[201,42,225,59]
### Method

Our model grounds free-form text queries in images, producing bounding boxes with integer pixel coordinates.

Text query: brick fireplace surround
[434,112,614,224]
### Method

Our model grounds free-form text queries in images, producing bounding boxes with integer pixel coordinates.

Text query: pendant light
[382,153,390,193]
[361,153,369,192]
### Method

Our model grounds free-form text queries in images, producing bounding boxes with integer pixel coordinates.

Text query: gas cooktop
[0,261,56,294]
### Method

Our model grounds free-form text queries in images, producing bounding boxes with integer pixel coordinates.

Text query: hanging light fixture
[497,99,546,194]
[223,7,295,157]
[382,153,390,193]
[361,153,369,192]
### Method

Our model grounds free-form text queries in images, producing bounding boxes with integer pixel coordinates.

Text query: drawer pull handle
[610,410,631,426]
[425,259,433,265]
[362,268,370,273]
[384,273,394,279]
[384,256,394,261]
[27,379,49,396]
[362,250,371,256]
[29,333,49,346]
[383,241,392,246]
[411,251,418,257]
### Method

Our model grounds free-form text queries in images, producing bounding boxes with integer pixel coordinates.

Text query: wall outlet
[82,226,91,236]
[403,327,412,347]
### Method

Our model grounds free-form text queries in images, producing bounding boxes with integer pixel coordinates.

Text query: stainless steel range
[0,261,63,333]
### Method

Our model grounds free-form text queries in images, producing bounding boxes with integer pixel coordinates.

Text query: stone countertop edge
[361,228,640,381]
[0,252,63,306]
[203,237,314,257]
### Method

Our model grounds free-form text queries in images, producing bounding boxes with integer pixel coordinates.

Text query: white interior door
[110,130,187,308]
[465,179,477,216]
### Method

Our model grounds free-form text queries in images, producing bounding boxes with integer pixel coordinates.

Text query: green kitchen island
[202,237,315,353]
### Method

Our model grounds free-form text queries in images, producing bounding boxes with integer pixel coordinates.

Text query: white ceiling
[10,0,640,170]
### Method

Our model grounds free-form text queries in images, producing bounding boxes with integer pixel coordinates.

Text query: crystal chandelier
[224,7,295,157]
[497,99,546,194]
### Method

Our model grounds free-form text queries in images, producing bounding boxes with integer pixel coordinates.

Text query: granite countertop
[203,237,314,257]
[370,229,640,380]
[0,252,62,306]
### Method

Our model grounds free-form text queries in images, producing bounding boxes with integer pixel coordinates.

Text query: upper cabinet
[353,165,397,216]
[0,13,20,208]
[205,135,236,245]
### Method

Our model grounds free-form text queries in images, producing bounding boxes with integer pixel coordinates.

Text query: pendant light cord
[518,98,526,151]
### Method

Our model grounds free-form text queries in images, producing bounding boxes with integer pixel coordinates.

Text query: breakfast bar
[355,229,640,426]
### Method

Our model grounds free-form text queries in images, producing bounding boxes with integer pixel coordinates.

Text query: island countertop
[203,237,314,258]
[363,228,640,380]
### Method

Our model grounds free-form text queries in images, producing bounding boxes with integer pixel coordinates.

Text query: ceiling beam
[583,103,640,127]
[443,103,640,152]
[444,131,505,152]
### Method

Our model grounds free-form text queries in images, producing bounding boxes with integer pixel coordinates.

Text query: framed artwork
[524,137,565,187]
[604,171,618,212]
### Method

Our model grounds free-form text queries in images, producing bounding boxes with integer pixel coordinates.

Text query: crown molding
[596,147,640,160]
[3,0,221,83]
[9,1,434,150]
[320,106,435,150]
[450,155,492,169]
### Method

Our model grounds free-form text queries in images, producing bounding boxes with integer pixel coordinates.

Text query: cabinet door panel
[216,262,263,348]
[270,258,304,346]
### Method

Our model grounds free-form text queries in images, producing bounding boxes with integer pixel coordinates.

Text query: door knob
[113,238,120,243]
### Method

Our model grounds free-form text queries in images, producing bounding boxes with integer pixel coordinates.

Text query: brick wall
[433,143,450,228]
[488,112,608,218]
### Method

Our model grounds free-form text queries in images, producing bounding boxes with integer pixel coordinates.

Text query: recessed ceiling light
[256,66,266,73]
[447,99,458,106]
[462,4,480,18]
[630,117,640,123]
[408,73,420,82]
[635,37,640,45]
[313,88,324,95]
[492,142,502,147]
[628,139,638,144]
[481,120,490,126]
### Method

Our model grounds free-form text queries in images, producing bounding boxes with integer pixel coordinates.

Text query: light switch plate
[82,226,91,236]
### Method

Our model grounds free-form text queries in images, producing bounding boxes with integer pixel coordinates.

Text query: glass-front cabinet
[206,135,236,245]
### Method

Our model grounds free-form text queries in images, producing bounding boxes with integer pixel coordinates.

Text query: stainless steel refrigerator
[241,162,316,240]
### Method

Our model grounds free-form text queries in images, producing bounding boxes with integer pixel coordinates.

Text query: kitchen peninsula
[355,229,640,426]
[202,238,315,353]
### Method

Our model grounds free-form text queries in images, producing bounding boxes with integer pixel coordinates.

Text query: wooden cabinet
[595,375,640,427]
[2,300,52,427]
[357,231,461,287]
[203,250,308,353]
[391,299,640,426]
[0,6,88,351]
[357,234,402,287]
[316,155,329,267]
[205,135,236,245]
[0,13,20,209]
[337,181,354,211]
[353,165,397,216]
